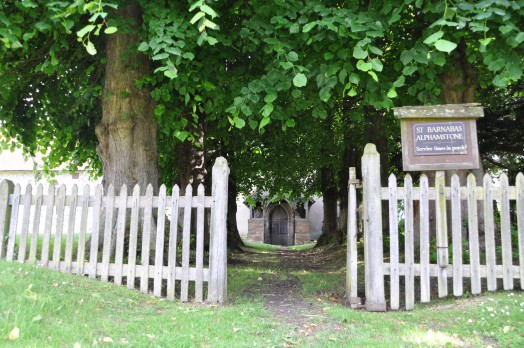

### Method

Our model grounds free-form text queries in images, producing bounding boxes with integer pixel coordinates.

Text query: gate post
[362,144,386,311]
[208,157,229,304]
[0,180,14,260]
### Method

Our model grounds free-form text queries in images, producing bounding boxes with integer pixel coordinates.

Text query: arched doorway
[269,205,291,246]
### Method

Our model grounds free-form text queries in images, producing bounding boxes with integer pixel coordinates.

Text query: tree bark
[96,3,159,193]
[227,174,245,250]
[317,166,339,245]
[92,3,159,252]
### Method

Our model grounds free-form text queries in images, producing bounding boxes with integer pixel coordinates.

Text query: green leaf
[21,0,38,8]
[165,47,182,56]
[434,39,458,53]
[77,24,95,38]
[499,25,513,35]
[387,88,398,98]
[241,106,252,117]
[293,73,307,87]
[393,75,405,87]
[347,88,357,97]
[104,27,118,34]
[152,53,169,60]
[189,0,204,12]
[182,52,195,60]
[259,117,270,130]
[400,50,414,65]
[402,65,418,76]
[200,5,218,18]
[479,38,493,46]
[368,71,378,82]
[291,89,301,98]
[206,36,218,45]
[264,93,277,103]
[287,51,299,62]
[349,73,360,84]
[261,103,274,117]
[423,31,444,45]
[190,12,205,25]
[319,87,331,101]
[85,41,97,55]
[164,69,177,79]
[138,42,149,52]
[368,46,383,56]
[353,46,368,60]
[234,117,245,129]
[286,119,296,128]
[371,58,383,72]
[356,60,372,72]
[289,23,299,34]
[249,119,258,130]
[303,22,317,33]
[280,61,293,70]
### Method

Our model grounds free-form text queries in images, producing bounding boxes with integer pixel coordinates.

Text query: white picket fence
[0,157,229,304]
[347,144,524,311]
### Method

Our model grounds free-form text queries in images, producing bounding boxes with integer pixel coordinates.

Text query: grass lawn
[1,243,523,347]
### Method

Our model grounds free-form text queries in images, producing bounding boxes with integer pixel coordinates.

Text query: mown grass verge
[1,248,524,347]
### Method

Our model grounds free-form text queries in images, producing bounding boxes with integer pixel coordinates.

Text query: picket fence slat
[153,185,167,297]
[500,174,513,289]
[41,185,55,267]
[167,185,180,300]
[517,173,524,290]
[101,185,115,282]
[181,184,193,302]
[140,184,154,294]
[467,175,481,295]
[29,184,43,263]
[65,185,78,273]
[114,185,128,286]
[6,184,21,261]
[195,184,205,303]
[347,169,359,306]
[0,181,14,259]
[388,174,399,310]
[404,175,415,310]
[435,172,448,298]
[419,175,430,303]
[451,175,463,296]
[483,174,497,291]
[18,184,32,262]
[52,185,66,270]
[77,185,90,275]
[89,185,102,279]
[127,185,140,290]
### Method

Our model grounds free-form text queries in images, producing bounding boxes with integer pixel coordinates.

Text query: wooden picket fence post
[361,144,386,311]
[208,157,229,303]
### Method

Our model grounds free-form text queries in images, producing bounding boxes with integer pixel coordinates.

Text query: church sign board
[394,104,484,171]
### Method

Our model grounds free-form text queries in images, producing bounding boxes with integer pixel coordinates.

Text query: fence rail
[347,144,524,311]
[0,157,229,304]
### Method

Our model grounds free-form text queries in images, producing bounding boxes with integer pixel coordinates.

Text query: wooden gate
[346,144,524,311]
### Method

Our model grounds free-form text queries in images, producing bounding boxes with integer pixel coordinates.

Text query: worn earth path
[229,246,350,344]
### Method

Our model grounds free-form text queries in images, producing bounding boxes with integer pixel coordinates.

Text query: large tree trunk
[227,174,245,250]
[93,3,159,251]
[425,38,484,242]
[317,166,339,245]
